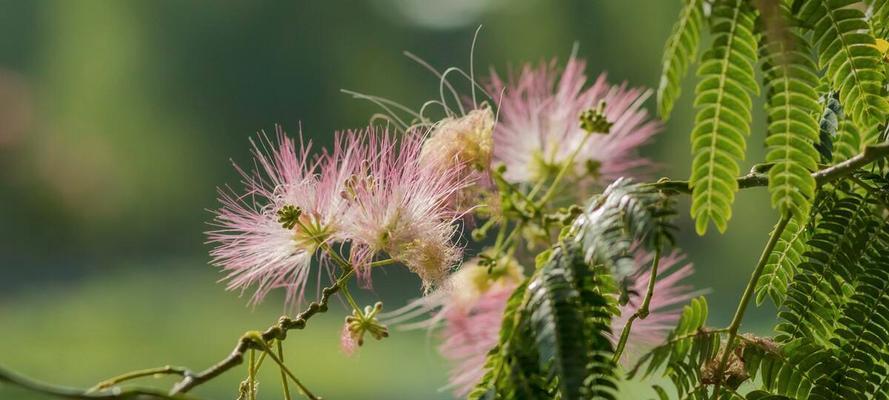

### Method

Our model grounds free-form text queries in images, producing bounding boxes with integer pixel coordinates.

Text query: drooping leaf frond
[796,0,889,128]
[528,248,617,400]
[657,0,705,119]
[777,191,881,344]
[760,2,822,220]
[809,224,889,399]
[689,0,759,235]
[470,280,552,400]
[742,339,832,399]
[471,246,619,400]
[573,178,676,281]
[755,216,809,307]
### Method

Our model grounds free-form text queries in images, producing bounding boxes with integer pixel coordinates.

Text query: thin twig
[649,142,889,194]
[248,335,318,400]
[168,272,347,395]
[0,366,187,400]
[612,249,661,363]
[88,366,191,393]
[276,340,291,400]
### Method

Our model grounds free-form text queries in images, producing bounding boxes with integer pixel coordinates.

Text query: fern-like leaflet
[573,177,676,282]
[657,0,704,119]
[470,247,618,400]
[796,0,889,129]
[754,216,809,307]
[777,190,880,344]
[742,339,831,399]
[809,224,889,399]
[760,1,822,220]
[689,0,759,235]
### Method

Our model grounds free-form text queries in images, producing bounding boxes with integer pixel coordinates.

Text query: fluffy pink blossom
[611,252,698,356]
[207,127,356,308]
[343,127,470,289]
[419,106,496,212]
[488,56,661,186]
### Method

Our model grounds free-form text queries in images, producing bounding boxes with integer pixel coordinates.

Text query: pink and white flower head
[384,256,524,397]
[207,127,355,309]
[343,126,469,290]
[488,55,661,187]
[418,105,496,212]
[419,105,495,174]
[611,251,698,359]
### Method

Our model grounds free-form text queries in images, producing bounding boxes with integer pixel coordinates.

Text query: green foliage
[754,216,809,307]
[809,224,889,399]
[745,391,794,400]
[815,94,842,164]
[834,119,863,162]
[471,247,618,400]
[742,339,831,399]
[630,297,721,399]
[760,2,822,220]
[776,191,880,344]
[869,0,889,36]
[657,0,704,118]
[573,178,676,281]
[796,0,889,128]
[689,0,759,235]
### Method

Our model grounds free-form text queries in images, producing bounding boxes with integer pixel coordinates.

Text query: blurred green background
[0,1,779,398]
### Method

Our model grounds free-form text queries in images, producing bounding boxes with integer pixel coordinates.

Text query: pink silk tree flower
[342,127,470,289]
[383,257,524,397]
[487,56,661,188]
[611,252,698,359]
[418,106,496,215]
[207,127,356,309]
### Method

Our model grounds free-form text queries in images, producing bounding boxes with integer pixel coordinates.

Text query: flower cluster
[208,125,486,309]
[209,54,693,395]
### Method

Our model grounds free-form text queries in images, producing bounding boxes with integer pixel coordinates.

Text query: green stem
[340,282,362,313]
[250,337,319,400]
[369,258,396,268]
[319,242,351,271]
[534,131,594,207]
[0,365,185,399]
[712,213,791,395]
[611,249,661,363]
[88,366,190,393]
[493,220,508,249]
[276,341,291,400]
[247,349,256,400]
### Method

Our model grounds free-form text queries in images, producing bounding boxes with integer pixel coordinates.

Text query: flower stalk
[611,248,661,362]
